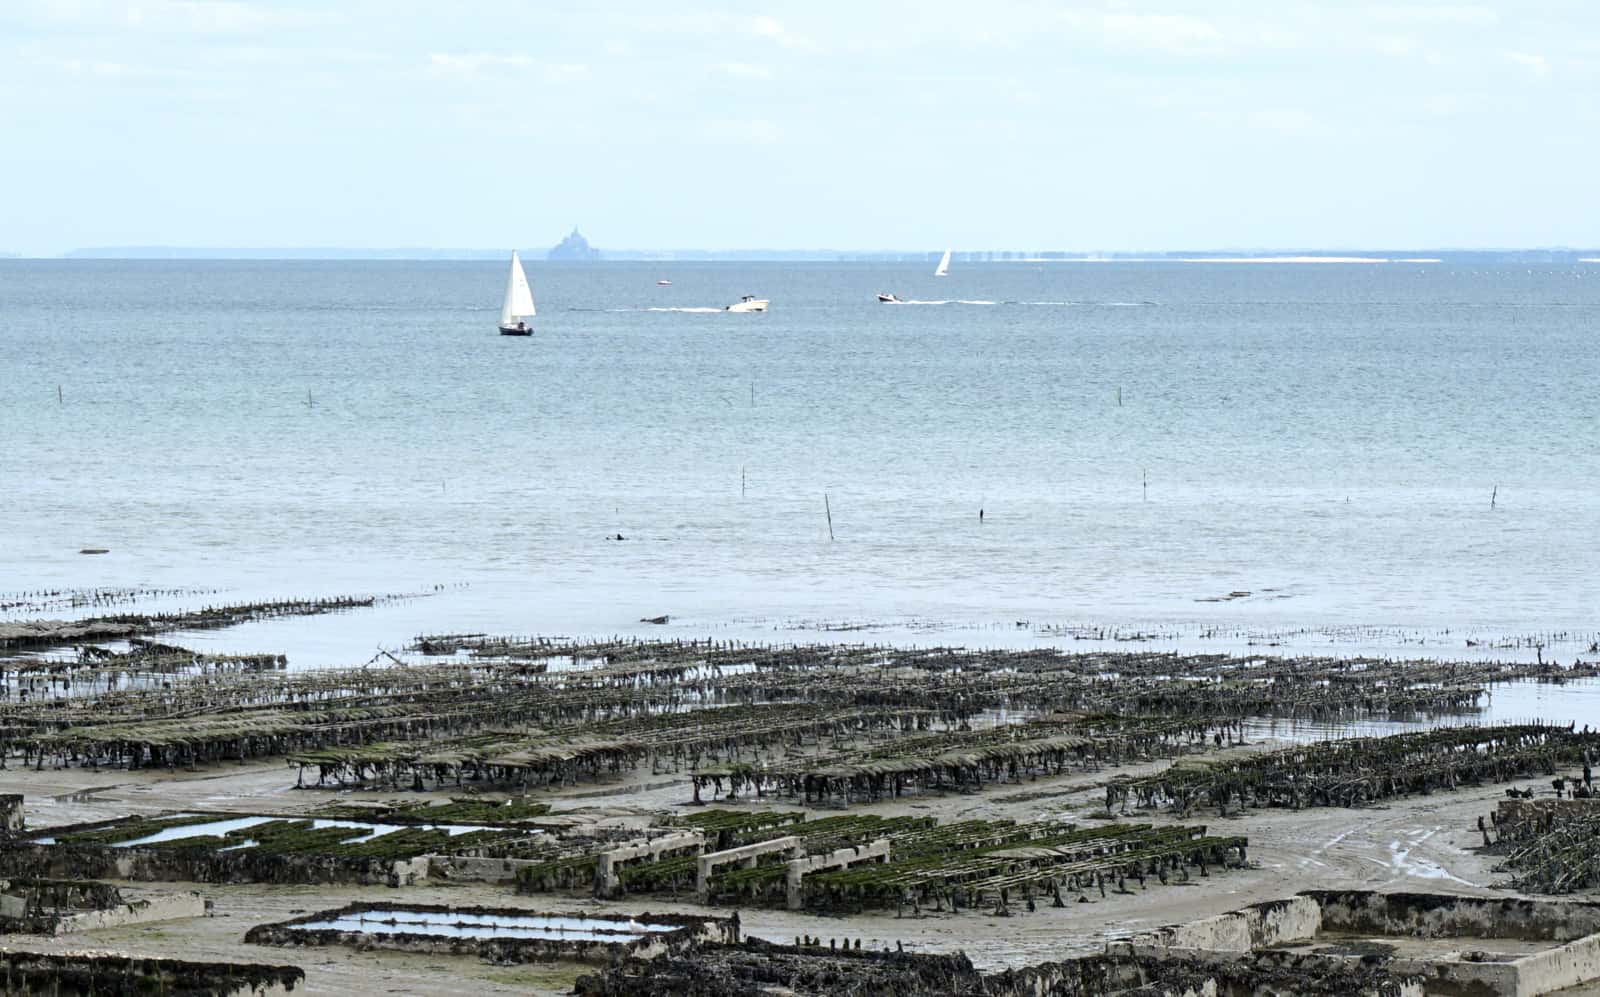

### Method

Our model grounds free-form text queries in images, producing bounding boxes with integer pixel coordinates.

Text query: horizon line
[11,245,1600,262]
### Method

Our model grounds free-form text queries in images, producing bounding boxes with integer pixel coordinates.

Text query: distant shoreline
[1012,256,1444,264]
[8,247,1599,264]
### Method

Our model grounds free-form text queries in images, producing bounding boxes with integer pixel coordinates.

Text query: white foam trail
[643,306,724,313]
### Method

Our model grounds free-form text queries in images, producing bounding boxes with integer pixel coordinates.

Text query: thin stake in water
[1142,470,1148,502]
[824,493,835,541]
[1491,485,1498,509]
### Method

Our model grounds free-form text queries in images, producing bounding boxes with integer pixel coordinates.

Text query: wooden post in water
[1117,387,1122,407]
[57,385,63,405]
[1142,470,1148,502]
[1491,485,1498,509]
[824,493,835,541]
[741,466,746,498]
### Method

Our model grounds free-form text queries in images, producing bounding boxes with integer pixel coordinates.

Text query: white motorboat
[725,295,769,312]
[497,251,537,335]
[877,293,902,303]
[934,249,952,277]
[657,279,672,286]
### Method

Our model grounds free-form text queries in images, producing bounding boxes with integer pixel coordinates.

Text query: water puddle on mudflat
[292,909,679,942]
[58,816,523,848]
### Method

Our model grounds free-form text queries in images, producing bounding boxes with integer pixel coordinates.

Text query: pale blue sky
[3,1,1596,254]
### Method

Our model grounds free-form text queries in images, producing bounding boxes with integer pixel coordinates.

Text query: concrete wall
[597,831,706,897]
[1309,891,1600,943]
[1,886,204,935]
[52,892,207,934]
[785,839,891,910]
[1130,892,1600,997]
[389,856,430,887]
[991,951,1425,997]
[427,855,544,883]
[1507,931,1600,997]
[1382,955,1518,996]
[695,836,803,901]
[1130,897,1322,954]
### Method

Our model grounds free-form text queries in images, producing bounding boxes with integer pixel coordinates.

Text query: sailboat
[498,251,536,336]
[934,249,952,277]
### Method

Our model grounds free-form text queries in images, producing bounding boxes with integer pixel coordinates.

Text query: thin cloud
[722,62,772,80]
[700,117,783,145]
[1061,11,1225,56]
[427,52,535,78]
[1506,51,1551,77]
[1368,4,1496,24]
[1373,36,1444,65]
[144,1,329,32]
[545,63,590,83]
[1248,108,1318,136]
[748,15,812,50]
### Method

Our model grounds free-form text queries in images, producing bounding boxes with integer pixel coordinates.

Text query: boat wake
[1016,300,1154,306]
[571,306,728,313]
[885,299,998,306]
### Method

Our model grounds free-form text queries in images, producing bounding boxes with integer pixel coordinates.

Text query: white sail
[934,249,952,277]
[500,251,536,325]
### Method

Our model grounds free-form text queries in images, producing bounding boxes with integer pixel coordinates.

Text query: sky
[2,1,1597,254]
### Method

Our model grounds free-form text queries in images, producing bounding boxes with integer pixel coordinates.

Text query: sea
[4,259,1600,718]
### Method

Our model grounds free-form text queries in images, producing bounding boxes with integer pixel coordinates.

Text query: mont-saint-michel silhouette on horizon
[546,227,601,261]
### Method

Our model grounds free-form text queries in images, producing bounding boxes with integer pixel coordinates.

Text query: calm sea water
[3,260,1599,671]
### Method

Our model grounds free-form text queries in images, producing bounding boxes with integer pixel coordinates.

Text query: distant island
[547,228,601,261]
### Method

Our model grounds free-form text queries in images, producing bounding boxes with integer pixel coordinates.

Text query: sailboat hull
[498,325,533,336]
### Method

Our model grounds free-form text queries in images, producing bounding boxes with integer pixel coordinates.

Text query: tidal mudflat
[3,592,1600,995]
